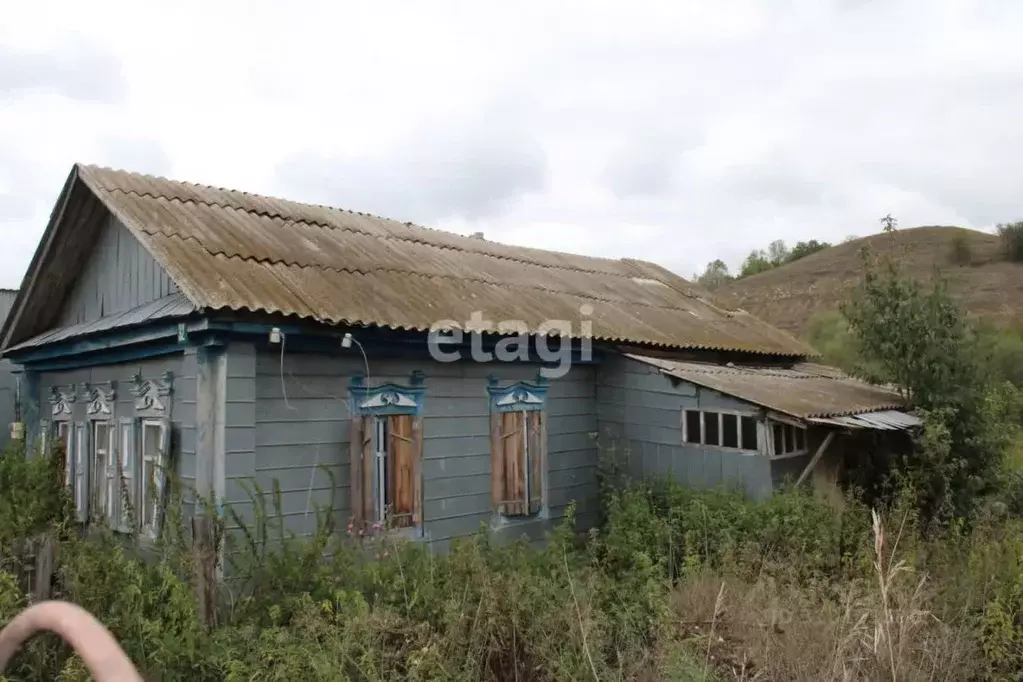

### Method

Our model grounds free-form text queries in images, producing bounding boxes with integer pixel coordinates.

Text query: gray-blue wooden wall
[221,342,600,551]
[34,352,198,501]
[596,354,775,500]
[56,215,178,327]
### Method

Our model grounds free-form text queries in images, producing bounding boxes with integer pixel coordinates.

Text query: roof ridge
[80,163,638,273]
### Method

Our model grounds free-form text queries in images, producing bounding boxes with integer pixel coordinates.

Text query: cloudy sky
[1,0,1022,289]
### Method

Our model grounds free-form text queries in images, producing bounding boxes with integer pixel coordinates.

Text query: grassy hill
[717,226,1023,335]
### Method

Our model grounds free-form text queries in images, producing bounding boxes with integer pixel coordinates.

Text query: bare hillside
[717,226,1023,335]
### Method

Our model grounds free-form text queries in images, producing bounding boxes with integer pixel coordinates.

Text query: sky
[2,0,1022,289]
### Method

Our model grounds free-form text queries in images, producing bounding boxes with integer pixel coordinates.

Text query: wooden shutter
[499,412,527,516]
[349,415,373,528]
[412,415,423,526]
[527,411,545,515]
[387,414,415,528]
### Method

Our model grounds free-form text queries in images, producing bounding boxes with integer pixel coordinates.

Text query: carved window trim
[49,385,78,421]
[486,375,549,413]
[348,371,425,417]
[83,381,117,421]
[131,371,174,419]
[487,375,549,519]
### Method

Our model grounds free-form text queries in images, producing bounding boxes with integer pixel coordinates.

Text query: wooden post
[191,516,217,629]
[796,431,836,487]
[32,534,55,602]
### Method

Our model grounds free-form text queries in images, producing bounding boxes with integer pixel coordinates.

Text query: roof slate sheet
[63,164,814,356]
[7,292,196,352]
[626,353,910,419]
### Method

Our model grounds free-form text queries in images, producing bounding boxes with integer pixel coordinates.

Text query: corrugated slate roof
[62,164,812,357]
[626,353,910,419]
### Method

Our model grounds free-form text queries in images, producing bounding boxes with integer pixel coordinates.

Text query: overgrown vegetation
[4,441,1023,681]
[997,221,1023,262]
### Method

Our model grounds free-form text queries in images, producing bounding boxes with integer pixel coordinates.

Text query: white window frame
[117,418,135,533]
[56,421,73,486]
[681,408,761,454]
[90,421,116,525]
[767,419,810,460]
[374,416,389,524]
[139,418,169,539]
[73,422,89,520]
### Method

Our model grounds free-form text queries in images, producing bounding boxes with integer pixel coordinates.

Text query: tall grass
[1,439,1022,680]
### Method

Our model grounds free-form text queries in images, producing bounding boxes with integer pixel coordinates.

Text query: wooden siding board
[56,214,178,327]
[248,348,599,543]
[597,355,774,500]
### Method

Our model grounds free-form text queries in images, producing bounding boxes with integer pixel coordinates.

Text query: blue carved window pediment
[486,375,549,413]
[349,374,425,416]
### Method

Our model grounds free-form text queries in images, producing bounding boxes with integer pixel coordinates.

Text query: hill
[717,226,1023,335]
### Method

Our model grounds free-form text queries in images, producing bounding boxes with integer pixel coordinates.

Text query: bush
[996,221,1023,262]
[949,233,973,265]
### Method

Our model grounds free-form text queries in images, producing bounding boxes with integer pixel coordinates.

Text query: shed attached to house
[599,353,920,501]
[0,163,916,551]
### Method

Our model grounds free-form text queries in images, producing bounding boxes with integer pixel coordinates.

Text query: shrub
[996,221,1023,262]
[949,233,973,265]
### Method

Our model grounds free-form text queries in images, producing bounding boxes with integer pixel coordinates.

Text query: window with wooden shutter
[488,378,548,518]
[73,421,90,522]
[348,374,425,532]
[118,418,135,532]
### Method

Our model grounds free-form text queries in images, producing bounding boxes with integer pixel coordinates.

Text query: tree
[996,221,1023,262]
[788,239,831,262]
[693,259,733,290]
[841,249,1004,523]
[766,239,790,266]
[880,213,898,232]
[739,249,773,277]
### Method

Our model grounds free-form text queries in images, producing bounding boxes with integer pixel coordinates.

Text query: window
[703,412,720,446]
[91,421,116,524]
[119,419,135,531]
[55,422,72,486]
[73,422,89,519]
[140,419,169,537]
[373,415,417,528]
[488,380,548,518]
[770,421,808,457]
[684,411,701,444]
[721,414,739,448]
[494,410,544,516]
[348,378,425,532]
[682,409,759,452]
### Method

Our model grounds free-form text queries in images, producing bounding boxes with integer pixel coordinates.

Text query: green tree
[996,221,1023,262]
[787,239,831,262]
[693,259,733,290]
[739,249,773,277]
[841,250,1004,522]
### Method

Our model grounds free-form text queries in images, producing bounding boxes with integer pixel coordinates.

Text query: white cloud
[0,0,1022,289]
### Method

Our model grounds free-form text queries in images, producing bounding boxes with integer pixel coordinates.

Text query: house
[0,288,19,451]
[0,164,918,549]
